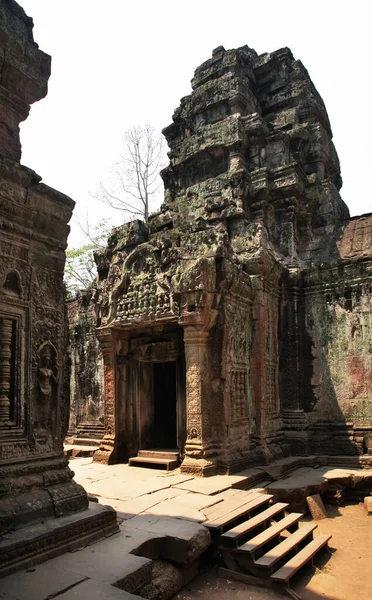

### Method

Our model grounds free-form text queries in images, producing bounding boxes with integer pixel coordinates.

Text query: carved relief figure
[36,343,58,435]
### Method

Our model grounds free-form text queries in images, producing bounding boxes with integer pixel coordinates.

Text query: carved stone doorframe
[133,334,186,455]
[93,328,117,464]
[181,325,219,475]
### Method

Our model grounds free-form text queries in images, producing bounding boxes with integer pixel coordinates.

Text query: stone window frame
[0,298,29,435]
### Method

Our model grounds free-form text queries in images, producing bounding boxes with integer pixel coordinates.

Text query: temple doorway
[125,330,186,469]
[153,361,177,449]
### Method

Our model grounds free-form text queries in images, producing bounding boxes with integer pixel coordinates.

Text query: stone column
[280,270,301,411]
[251,291,267,435]
[93,329,117,464]
[0,318,12,426]
[181,326,219,476]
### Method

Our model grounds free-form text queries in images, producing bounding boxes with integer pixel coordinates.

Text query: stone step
[237,512,303,555]
[254,522,318,570]
[219,503,289,548]
[71,437,103,446]
[128,456,179,471]
[64,445,99,458]
[0,503,119,578]
[137,449,179,460]
[205,494,273,533]
[270,533,332,583]
[57,579,144,599]
[75,431,104,437]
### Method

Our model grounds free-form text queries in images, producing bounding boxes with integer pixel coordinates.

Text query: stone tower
[94,46,372,474]
[0,0,117,576]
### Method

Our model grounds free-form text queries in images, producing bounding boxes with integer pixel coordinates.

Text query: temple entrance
[153,361,177,449]
[126,330,186,469]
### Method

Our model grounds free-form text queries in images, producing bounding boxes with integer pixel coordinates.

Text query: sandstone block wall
[67,290,104,433]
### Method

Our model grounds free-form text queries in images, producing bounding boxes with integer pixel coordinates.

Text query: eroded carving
[34,343,58,439]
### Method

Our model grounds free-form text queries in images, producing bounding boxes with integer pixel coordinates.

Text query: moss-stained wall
[306,277,372,425]
[67,290,104,432]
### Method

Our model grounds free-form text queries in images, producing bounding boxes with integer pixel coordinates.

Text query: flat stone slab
[87,478,172,500]
[0,564,86,600]
[260,457,304,480]
[267,467,326,491]
[147,499,207,522]
[57,579,143,599]
[174,474,248,495]
[114,487,188,518]
[123,514,211,564]
[168,492,221,510]
[43,531,153,587]
[155,473,194,485]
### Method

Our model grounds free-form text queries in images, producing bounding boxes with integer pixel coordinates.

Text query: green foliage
[64,220,110,294]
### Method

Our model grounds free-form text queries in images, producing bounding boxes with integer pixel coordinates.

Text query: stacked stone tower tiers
[159,45,348,261]
[0,0,117,576]
[94,46,371,474]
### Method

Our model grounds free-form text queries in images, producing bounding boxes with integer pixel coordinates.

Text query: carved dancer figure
[37,346,58,432]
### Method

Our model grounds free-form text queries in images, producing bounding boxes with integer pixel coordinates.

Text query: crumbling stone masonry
[0,0,117,575]
[94,45,372,475]
[67,290,104,438]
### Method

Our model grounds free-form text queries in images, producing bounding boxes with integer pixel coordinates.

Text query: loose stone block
[123,515,211,564]
[306,494,328,520]
[364,496,372,514]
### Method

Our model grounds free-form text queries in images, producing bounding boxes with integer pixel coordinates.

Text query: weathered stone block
[364,496,372,514]
[123,515,211,564]
[306,494,328,520]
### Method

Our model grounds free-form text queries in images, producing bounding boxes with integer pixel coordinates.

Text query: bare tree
[64,217,111,294]
[97,124,166,223]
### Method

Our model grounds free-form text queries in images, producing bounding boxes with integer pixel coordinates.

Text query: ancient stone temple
[93,45,372,475]
[0,0,117,575]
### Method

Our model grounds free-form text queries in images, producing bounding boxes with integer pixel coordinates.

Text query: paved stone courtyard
[2,458,371,599]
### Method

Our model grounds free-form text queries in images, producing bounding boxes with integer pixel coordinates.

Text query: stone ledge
[122,514,211,565]
[265,466,372,511]
[0,502,119,578]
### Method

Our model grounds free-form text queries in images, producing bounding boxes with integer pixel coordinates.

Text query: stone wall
[0,0,117,549]
[280,212,372,456]
[67,290,104,433]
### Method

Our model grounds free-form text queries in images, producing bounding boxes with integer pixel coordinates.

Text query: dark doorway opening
[153,362,177,449]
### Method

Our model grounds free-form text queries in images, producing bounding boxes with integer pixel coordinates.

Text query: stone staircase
[281,410,309,431]
[128,449,179,471]
[64,422,105,458]
[74,421,105,441]
[203,489,331,597]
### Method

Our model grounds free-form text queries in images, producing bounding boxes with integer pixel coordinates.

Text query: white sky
[19,0,372,248]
